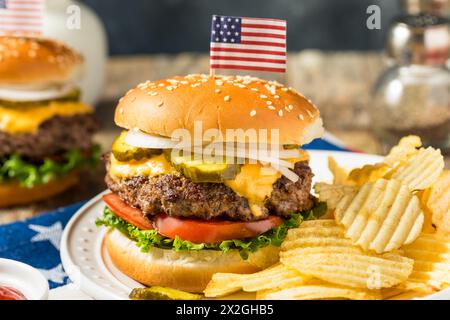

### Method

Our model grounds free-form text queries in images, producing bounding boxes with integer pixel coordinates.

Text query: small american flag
[210,15,287,73]
[0,0,45,36]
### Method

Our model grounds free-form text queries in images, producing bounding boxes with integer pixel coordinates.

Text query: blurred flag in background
[0,0,45,36]
[210,15,287,73]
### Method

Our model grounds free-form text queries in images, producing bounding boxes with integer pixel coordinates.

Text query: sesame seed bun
[115,74,324,145]
[105,228,280,293]
[0,36,83,86]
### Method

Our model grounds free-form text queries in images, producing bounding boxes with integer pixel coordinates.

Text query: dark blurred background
[81,0,402,55]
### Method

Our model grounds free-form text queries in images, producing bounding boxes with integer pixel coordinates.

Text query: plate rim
[60,150,449,300]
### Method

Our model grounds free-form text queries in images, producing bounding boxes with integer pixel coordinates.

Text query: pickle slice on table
[129,287,202,300]
[166,151,241,183]
[112,131,162,162]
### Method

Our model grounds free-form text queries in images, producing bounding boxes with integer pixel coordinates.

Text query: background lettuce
[0,145,100,188]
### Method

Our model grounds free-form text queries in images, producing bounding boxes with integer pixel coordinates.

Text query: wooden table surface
[1,51,448,224]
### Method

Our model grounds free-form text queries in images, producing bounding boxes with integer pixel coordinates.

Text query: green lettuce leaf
[96,201,327,260]
[0,145,100,188]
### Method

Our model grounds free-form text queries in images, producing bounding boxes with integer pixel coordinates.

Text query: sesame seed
[157,101,164,107]
[281,88,288,92]
[266,101,272,105]
[268,105,276,110]
[250,110,256,117]
[266,84,276,95]
[251,88,258,92]
[148,92,158,96]
[215,89,221,93]
[288,104,294,110]
[306,110,314,117]
[119,108,124,114]
[284,106,291,112]
[224,96,230,102]
[274,95,279,99]
[298,114,304,120]
[260,94,268,99]
[278,110,284,117]
[158,83,165,87]
[166,86,174,91]
[215,80,223,86]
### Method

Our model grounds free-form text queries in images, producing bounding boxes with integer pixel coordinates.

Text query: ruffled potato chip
[280,220,413,289]
[204,263,309,298]
[334,179,424,253]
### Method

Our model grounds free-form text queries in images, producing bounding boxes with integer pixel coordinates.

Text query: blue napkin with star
[0,202,85,289]
[0,138,349,289]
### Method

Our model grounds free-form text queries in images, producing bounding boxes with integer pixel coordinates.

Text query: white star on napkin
[39,264,67,284]
[29,222,63,250]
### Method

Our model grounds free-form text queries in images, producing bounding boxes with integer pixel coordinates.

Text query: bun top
[0,36,83,85]
[115,74,324,145]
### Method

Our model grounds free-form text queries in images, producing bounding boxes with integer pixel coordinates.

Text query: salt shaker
[370,0,450,153]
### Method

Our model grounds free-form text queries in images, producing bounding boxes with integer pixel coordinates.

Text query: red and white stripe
[210,17,287,73]
[0,0,44,36]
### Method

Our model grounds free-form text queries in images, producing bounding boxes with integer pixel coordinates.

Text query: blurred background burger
[0,36,99,207]
[97,74,326,292]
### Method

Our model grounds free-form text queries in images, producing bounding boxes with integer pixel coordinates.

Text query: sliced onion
[0,84,75,102]
[124,130,300,181]
[271,163,299,182]
[125,129,181,149]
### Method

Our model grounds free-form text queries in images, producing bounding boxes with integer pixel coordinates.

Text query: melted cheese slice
[225,164,280,217]
[0,101,93,134]
[109,154,177,178]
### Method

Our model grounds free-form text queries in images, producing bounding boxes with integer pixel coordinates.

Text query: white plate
[0,258,49,300]
[60,150,450,300]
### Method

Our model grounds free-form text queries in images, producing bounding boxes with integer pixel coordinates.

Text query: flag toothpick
[209,15,287,74]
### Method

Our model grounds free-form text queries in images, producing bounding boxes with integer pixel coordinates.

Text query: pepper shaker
[370,0,450,152]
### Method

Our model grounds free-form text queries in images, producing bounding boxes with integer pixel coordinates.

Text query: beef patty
[105,160,315,221]
[0,114,99,159]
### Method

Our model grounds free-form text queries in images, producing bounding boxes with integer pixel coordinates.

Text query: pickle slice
[283,144,300,150]
[129,287,202,300]
[112,131,162,162]
[166,150,241,183]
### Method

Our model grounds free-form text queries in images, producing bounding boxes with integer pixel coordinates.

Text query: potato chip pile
[204,136,449,300]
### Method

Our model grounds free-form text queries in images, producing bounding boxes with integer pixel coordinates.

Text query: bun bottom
[0,171,79,207]
[105,229,280,293]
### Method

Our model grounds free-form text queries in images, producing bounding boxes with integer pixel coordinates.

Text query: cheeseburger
[97,74,325,292]
[0,36,99,207]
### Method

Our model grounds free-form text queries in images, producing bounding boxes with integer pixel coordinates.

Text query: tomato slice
[103,193,284,243]
[102,193,153,230]
[154,214,283,244]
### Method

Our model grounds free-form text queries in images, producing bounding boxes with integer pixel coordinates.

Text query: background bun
[0,171,79,207]
[115,74,323,145]
[0,36,83,85]
[105,229,280,293]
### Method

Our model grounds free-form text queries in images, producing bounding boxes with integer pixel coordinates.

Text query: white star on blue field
[29,222,63,250]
